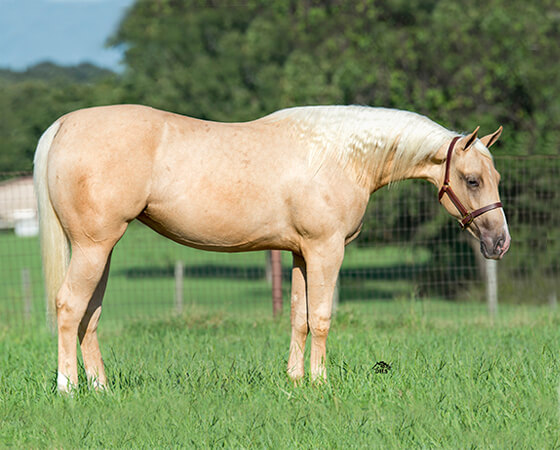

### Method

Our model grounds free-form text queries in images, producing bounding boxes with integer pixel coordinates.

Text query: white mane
[265,105,460,186]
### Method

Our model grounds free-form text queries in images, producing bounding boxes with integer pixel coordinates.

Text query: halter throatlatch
[438,136,503,229]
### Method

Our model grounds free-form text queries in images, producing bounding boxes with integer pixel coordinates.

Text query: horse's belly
[139,194,294,252]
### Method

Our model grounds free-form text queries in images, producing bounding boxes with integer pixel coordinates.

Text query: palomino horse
[34,105,510,392]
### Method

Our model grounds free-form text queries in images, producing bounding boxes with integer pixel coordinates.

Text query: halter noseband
[438,136,503,229]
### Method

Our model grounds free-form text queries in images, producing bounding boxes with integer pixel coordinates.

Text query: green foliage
[110,0,559,154]
[0,64,120,171]
[496,157,560,299]
[0,0,560,170]
[0,62,113,84]
[2,0,558,165]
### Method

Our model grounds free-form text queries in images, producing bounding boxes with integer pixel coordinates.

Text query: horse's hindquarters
[47,108,159,244]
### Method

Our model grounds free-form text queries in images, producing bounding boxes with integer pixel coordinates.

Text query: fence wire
[0,156,558,326]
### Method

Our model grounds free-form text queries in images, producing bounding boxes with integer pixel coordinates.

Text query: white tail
[33,121,69,328]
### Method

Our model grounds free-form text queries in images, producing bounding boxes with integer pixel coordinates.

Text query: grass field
[1,301,559,448]
[1,221,558,447]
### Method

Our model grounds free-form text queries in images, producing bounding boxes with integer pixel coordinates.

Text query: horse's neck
[368,143,446,193]
[268,105,453,192]
[338,123,453,194]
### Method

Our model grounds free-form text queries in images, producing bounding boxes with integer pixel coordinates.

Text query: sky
[0,0,135,71]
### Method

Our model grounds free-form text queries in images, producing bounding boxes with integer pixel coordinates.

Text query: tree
[0,63,118,172]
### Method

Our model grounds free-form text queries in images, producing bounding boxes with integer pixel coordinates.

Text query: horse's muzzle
[480,232,511,260]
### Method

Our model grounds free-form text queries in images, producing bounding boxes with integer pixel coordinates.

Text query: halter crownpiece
[438,136,503,229]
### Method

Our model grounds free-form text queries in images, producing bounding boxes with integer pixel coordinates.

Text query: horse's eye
[466,177,480,188]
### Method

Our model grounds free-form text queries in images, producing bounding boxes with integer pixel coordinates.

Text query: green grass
[0,221,433,324]
[1,301,559,448]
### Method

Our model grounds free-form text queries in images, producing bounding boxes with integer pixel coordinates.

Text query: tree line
[1,0,558,172]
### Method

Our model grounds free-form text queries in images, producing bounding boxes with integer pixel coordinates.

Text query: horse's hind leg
[77,250,112,390]
[287,253,308,382]
[56,241,115,392]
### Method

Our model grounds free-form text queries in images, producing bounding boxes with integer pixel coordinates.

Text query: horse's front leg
[287,253,308,382]
[304,237,345,382]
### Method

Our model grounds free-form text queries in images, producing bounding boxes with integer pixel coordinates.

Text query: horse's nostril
[494,237,504,252]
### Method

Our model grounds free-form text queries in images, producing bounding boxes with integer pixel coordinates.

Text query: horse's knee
[309,315,331,337]
[57,299,79,319]
[293,320,308,336]
[57,295,86,332]
[291,306,309,336]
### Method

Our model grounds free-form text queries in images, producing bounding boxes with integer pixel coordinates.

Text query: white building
[0,176,38,237]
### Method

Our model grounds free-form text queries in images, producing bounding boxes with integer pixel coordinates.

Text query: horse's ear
[479,126,503,148]
[459,126,480,152]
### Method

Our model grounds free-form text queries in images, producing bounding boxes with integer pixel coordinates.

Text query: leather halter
[438,136,503,229]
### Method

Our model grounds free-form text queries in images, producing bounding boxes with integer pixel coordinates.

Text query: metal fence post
[549,292,557,309]
[486,259,498,318]
[271,250,283,317]
[21,268,32,321]
[265,251,273,284]
[175,260,184,313]
[332,276,340,313]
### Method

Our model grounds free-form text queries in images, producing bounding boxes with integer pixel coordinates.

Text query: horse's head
[437,127,511,260]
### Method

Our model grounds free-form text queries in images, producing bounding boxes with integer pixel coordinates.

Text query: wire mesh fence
[1,156,558,327]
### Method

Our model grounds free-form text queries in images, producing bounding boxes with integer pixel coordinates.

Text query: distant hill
[0,62,114,84]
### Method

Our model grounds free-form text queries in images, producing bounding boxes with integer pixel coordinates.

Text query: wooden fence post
[271,250,283,317]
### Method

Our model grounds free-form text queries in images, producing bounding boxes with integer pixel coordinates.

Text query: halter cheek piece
[438,136,503,229]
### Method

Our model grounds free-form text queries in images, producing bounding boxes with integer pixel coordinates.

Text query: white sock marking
[57,371,71,392]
